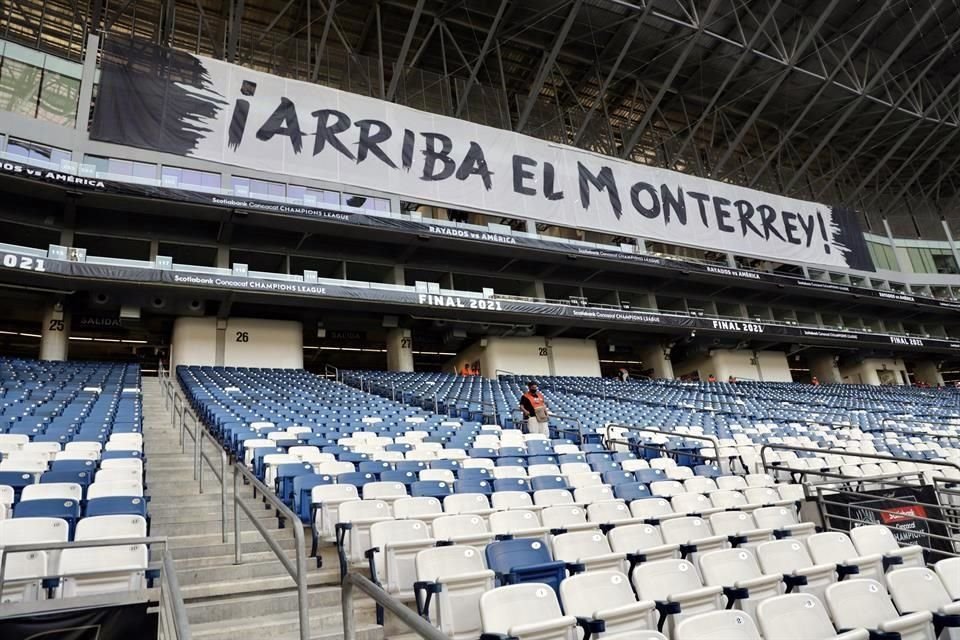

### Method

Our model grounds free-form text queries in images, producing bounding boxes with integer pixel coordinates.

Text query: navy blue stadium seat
[456,479,493,495]
[485,539,567,594]
[14,498,81,538]
[493,478,531,493]
[614,482,652,501]
[530,476,569,491]
[410,480,454,498]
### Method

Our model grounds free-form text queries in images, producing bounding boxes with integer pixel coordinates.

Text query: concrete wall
[224,318,303,368]
[171,316,303,369]
[170,317,218,369]
[808,354,842,383]
[912,361,944,386]
[636,343,675,379]
[840,357,909,385]
[755,352,793,382]
[450,337,600,378]
[673,349,792,382]
[549,339,602,377]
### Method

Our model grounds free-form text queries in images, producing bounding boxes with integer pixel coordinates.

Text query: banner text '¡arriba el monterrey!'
[235,98,834,255]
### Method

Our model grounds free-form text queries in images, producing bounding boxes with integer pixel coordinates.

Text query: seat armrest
[594,600,656,623]
[783,573,808,592]
[386,539,437,551]
[576,616,606,640]
[878,611,933,636]
[439,569,495,587]
[509,615,577,638]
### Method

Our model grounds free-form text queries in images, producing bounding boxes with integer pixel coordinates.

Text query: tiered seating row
[0,359,149,604]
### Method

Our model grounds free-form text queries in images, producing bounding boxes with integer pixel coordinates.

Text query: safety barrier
[233,463,311,640]
[0,537,190,640]
[341,572,447,640]
[603,423,723,466]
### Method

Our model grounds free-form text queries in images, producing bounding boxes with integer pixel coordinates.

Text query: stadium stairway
[140,378,382,640]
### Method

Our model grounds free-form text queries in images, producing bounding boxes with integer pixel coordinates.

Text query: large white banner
[92,41,870,269]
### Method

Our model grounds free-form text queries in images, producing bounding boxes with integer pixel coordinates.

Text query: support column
[386,328,414,372]
[637,342,674,379]
[808,354,842,383]
[913,361,944,386]
[40,304,70,361]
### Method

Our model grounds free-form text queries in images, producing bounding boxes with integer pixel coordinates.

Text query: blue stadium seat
[14,498,81,538]
[456,479,493,496]
[86,496,148,518]
[410,480,454,498]
[493,478,531,493]
[530,476,569,491]
[614,482,652,501]
[485,539,567,594]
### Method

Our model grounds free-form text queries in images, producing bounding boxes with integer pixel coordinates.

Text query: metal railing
[341,573,446,640]
[758,443,960,481]
[232,463,310,640]
[603,424,723,466]
[162,369,229,543]
[323,363,340,382]
[0,537,190,640]
[159,549,192,640]
[197,424,229,544]
[759,443,960,560]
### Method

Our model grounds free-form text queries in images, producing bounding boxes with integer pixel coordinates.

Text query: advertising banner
[90,38,874,270]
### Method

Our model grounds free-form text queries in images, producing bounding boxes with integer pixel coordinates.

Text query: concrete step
[177,559,337,586]
[190,610,381,640]
[185,585,349,624]
[180,569,337,599]
[152,513,291,536]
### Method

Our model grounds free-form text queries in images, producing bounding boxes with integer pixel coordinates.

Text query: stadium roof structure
[6,0,960,239]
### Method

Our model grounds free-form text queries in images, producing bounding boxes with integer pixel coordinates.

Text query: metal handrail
[324,363,340,382]
[160,549,192,640]
[167,374,229,543]
[603,423,723,465]
[0,536,167,597]
[342,572,447,640]
[197,423,229,544]
[233,463,310,640]
[759,443,960,479]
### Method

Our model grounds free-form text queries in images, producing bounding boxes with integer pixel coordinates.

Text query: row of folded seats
[310,482,813,560]
[0,429,149,604]
[0,514,149,603]
[349,518,956,640]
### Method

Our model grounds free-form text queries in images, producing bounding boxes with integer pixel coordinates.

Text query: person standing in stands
[617,367,630,382]
[707,374,717,383]
[460,363,471,376]
[812,376,820,386]
[519,380,549,435]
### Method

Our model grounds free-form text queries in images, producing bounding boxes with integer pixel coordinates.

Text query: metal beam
[243,0,296,61]
[516,0,583,132]
[710,0,842,177]
[672,0,783,163]
[226,0,245,62]
[814,24,960,200]
[571,3,652,146]
[311,0,337,82]
[454,0,510,118]
[192,0,222,59]
[781,0,946,193]
[840,71,960,205]
[386,0,428,101]
[869,105,960,215]
[101,0,136,33]
[745,0,895,187]
[619,0,722,160]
